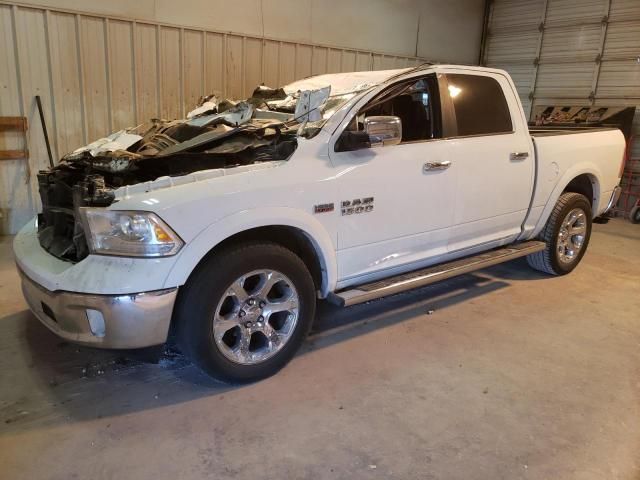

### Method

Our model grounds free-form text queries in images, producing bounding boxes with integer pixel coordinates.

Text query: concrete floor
[1,219,639,479]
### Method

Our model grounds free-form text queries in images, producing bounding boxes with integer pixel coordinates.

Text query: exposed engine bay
[37,83,340,261]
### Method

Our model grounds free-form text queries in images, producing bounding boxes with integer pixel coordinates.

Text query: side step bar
[327,241,546,307]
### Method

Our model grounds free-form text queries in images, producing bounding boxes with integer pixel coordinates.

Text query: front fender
[163,207,338,297]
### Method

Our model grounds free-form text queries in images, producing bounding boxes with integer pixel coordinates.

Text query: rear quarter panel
[523,129,625,237]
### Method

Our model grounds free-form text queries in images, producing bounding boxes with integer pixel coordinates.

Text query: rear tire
[175,242,316,383]
[630,205,640,224]
[526,192,592,275]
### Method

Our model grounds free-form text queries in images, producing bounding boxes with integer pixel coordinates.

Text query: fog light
[86,309,106,337]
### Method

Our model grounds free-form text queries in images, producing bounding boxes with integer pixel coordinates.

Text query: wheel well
[563,174,595,206]
[204,225,324,292]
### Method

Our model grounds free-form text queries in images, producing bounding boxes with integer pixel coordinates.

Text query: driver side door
[328,73,457,288]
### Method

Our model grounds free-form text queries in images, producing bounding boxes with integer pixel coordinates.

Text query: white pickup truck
[14,64,625,382]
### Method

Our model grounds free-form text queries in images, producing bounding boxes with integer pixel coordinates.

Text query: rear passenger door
[442,71,534,252]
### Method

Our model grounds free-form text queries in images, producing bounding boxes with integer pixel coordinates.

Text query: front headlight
[80,209,184,257]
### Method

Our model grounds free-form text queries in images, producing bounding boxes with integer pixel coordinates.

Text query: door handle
[510,152,529,161]
[423,160,451,172]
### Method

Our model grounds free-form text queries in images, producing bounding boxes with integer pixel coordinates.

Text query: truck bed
[529,126,619,137]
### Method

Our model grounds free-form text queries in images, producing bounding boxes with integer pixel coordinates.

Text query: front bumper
[20,269,177,349]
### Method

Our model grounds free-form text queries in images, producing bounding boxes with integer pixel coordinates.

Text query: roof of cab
[283,68,413,96]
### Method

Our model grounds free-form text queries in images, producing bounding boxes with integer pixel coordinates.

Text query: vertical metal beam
[279,41,284,86]
[43,8,59,160]
[75,13,88,144]
[131,21,139,125]
[222,33,227,98]
[527,0,549,121]
[201,30,206,97]
[104,17,113,132]
[478,0,493,65]
[10,4,29,182]
[260,38,266,85]
[10,5,25,118]
[179,27,185,117]
[590,0,612,105]
[155,24,162,118]
[241,36,247,97]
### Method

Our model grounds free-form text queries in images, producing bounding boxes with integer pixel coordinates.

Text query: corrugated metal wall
[484,0,640,216]
[0,2,427,234]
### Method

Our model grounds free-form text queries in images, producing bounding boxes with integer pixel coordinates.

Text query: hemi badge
[314,203,334,214]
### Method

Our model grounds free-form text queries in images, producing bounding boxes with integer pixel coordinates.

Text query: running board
[327,241,546,307]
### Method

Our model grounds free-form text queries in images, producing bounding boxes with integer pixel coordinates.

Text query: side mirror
[335,115,403,152]
[364,116,402,147]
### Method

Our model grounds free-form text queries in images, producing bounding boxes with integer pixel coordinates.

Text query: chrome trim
[364,115,402,147]
[212,269,300,365]
[510,151,529,161]
[19,269,177,348]
[329,241,546,307]
[604,186,622,213]
[556,208,587,265]
[423,160,451,171]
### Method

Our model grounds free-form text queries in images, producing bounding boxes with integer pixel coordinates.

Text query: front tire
[630,205,640,224]
[527,192,592,275]
[175,242,316,383]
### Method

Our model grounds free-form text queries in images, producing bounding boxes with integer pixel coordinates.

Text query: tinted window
[446,74,513,136]
[335,74,442,151]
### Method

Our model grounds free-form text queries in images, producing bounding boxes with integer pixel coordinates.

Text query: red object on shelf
[612,134,638,219]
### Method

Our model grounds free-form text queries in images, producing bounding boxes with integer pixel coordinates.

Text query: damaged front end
[36,77,368,262]
[35,84,339,262]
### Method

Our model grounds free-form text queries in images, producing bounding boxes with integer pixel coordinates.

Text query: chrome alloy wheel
[212,269,300,365]
[556,207,587,264]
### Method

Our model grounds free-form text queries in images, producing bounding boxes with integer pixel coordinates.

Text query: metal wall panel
[107,19,135,130]
[485,0,640,218]
[204,32,224,96]
[489,0,545,28]
[602,21,640,58]
[183,29,204,112]
[159,26,181,120]
[134,23,160,123]
[609,0,640,21]
[0,1,426,234]
[79,16,109,142]
[535,62,596,97]
[596,60,640,98]
[49,12,84,153]
[539,24,602,61]
[485,31,539,63]
[545,0,607,25]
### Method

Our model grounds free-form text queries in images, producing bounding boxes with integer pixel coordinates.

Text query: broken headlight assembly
[80,209,183,257]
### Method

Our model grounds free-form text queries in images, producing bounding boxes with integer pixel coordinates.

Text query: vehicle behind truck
[14,64,625,383]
